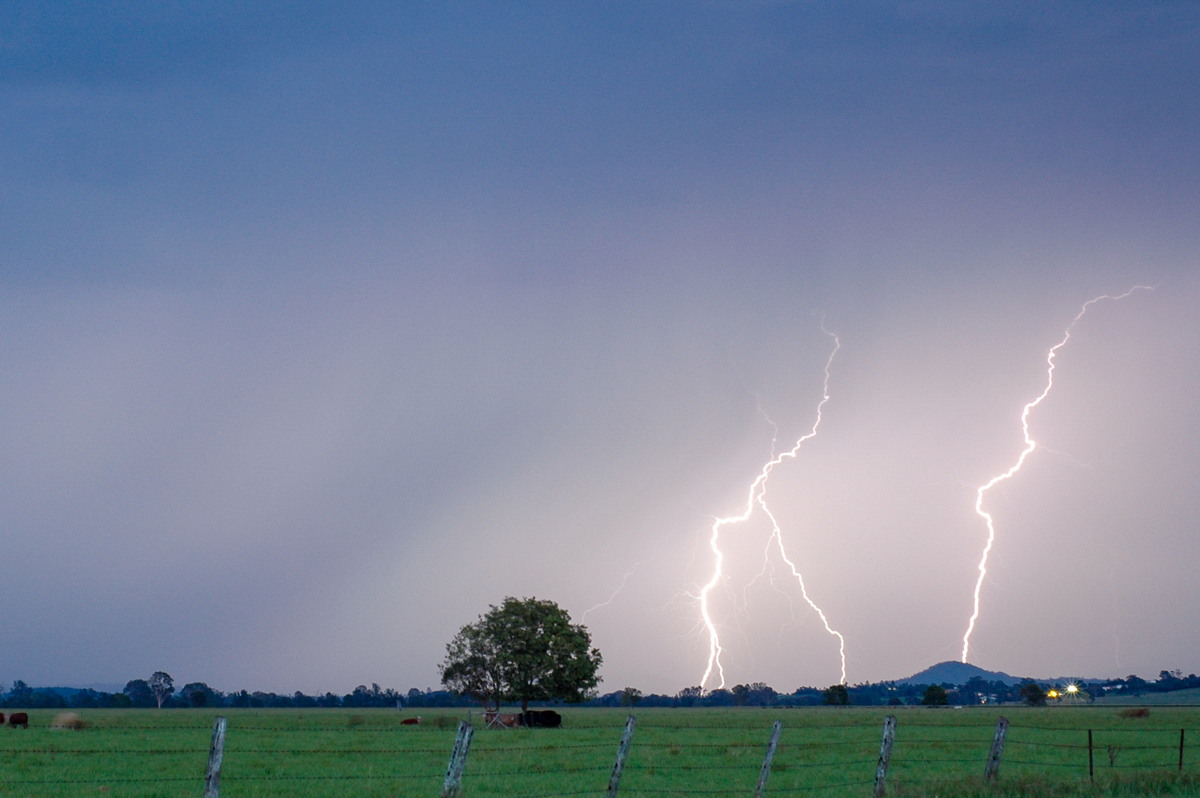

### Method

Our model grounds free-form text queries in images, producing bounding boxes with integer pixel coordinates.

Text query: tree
[703,688,734,707]
[921,684,949,706]
[744,682,777,707]
[124,679,155,708]
[1019,682,1047,707]
[732,683,750,706]
[71,689,103,709]
[440,615,507,710]
[180,682,222,708]
[823,684,850,706]
[440,596,603,711]
[148,672,175,709]
[620,687,642,707]
[6,680,33,707]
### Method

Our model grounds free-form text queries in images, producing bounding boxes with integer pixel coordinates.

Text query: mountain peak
[896,660,1025,686]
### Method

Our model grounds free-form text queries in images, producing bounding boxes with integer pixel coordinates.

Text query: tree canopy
[148,672,174,709]
[921,684,949,706]
[1019,682,1047,706]
[439,596,602,711]
[823,683,850,706]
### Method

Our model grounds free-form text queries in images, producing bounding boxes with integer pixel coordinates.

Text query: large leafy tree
[1019,682,1047,706]
[921,684,949,706]
[123,679,155,708]
[823,683,850,706]
[180,682,222,708]
[440,596,602,711]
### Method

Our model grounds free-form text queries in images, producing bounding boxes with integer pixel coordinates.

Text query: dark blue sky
[1,2,1197,694]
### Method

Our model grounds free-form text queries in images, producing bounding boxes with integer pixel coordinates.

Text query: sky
[1,1,1198,697]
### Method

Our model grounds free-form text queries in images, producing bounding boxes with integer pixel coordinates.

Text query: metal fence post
[607,715,637,798]
[755,720,783,798]
[872,715,896,798]
[203,716,227,798]
[442,720,474,798]
[984,716,1008,781]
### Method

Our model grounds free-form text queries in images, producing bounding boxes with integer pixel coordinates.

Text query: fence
[1,709,1199,796]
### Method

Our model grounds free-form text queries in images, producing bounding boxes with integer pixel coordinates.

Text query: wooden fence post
[442,720,474,798]
[203,716,226,798]
[984,716,1008,781]
[1180,728,1186,772]
[754,720,783,798]
[607,715,637,798]
[872,715,896,798]
[1087,729,1094,784]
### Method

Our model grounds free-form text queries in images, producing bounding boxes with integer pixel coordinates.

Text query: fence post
[1180,729,1186,772]
[1087,729,1094,784]
[442,720,474,798]
[984,716,1008,781]
[607,715,637,798]
[203,716,227,798]
[872,715,897,798]
[755,720,783,798]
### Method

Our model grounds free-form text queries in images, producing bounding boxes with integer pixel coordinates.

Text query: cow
[484,711,521,729]
[51,712,85,730]
[0,713,4,725]
[8,713,29,729]
[520,710,562,728]
[400,716,422,725]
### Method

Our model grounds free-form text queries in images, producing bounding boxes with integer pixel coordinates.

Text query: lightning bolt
[961,285,1153,663]
[582,562,643,623]
[698,328,847,690]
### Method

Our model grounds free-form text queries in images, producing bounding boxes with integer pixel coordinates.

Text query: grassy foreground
[0,705,1198,796]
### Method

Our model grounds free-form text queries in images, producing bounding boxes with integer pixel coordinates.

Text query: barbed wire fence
[0,711,1198,796]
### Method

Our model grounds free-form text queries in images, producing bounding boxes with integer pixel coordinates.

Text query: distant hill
[896,661,1026,686]
[42,684,125,696]
[1095,687,1200,706]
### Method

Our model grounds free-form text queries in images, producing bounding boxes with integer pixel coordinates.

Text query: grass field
[1,705,1199,796]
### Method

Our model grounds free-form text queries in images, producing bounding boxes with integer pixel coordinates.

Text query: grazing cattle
[484,711,521,729]
[400,716,422,725]
[8,713,29,728]
[520,710,562,728]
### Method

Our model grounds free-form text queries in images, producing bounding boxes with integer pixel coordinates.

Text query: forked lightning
[698,329,847,690]
[961,286,1153,663]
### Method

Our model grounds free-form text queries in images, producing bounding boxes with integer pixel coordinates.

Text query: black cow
[520,710,562,728]
[8,712,29,728]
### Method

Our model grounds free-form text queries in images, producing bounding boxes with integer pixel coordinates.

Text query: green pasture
[1,706,1199,797]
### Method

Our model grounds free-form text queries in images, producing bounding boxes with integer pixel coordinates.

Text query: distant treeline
[597,671,1200,709]
[3,670,1197,710]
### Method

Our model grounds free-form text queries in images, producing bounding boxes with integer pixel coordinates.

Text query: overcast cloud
[1,1,1197,695]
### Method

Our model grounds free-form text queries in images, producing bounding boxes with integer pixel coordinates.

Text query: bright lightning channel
[698,329,847,691]
[961,286,1153,664]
